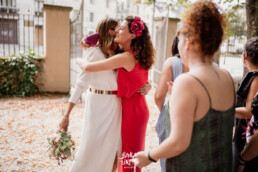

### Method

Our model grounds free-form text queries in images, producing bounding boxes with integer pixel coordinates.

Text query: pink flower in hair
[130,16,145,38]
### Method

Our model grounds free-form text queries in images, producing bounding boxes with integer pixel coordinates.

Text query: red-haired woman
[134,1,235,171]
[78,16,155,172]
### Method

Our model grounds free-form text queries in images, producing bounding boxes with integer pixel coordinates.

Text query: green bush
[0,50,44,97]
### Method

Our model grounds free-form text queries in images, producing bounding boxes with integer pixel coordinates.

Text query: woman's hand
[133,151,152,168]
[80,37,90,50]
[167,81,173,94]
[137,83,152,95]
[59,116,69,132]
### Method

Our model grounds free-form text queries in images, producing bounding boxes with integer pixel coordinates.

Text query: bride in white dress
[59,18,122,172]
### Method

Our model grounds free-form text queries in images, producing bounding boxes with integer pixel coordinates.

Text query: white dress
[69,47,122,172]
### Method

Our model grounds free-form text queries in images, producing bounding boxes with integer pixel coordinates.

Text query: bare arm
[241,131,258,161]
[150,75,195,159]
[237,131,258,172]
[59,82,87,132]
[135,75,196,167]
[59,102,75,132]
[155,58,173,111]
[235,77,258,119]
[78,52,136,72]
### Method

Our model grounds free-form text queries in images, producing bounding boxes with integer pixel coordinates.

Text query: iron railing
[0,0,44,58]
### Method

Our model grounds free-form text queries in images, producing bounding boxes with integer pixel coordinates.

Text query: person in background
[233,36,258,172]
[237,92,258,172]
[154,35,188,111]
[154,34,188,172]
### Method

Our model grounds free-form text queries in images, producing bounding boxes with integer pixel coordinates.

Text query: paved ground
[0,90,161,172]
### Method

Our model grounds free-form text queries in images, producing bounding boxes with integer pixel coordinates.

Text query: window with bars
[0,19,18,44]
[0,0,16,7]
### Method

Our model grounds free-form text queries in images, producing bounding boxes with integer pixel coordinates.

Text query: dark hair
[180,0,226,60]
[245,37,258,65]
[171,35,180,57]
[125,16,155,70]
[96,17,119,58]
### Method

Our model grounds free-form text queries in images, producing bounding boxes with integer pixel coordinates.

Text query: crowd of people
[58,0,258,171]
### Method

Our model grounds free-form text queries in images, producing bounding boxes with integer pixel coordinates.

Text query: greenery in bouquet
[47,131,75,165]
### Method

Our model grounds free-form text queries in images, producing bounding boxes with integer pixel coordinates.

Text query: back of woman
[133,1,235,171]
[166,66,235,171]
[165,0,235,170]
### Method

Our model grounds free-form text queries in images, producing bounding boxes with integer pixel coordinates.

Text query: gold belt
[89,88,118,95]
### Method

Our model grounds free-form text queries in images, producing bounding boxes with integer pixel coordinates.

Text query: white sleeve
[69,85,84,104]
[69,47,100,104]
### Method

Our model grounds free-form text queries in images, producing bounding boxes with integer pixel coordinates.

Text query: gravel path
[0,90,161,172]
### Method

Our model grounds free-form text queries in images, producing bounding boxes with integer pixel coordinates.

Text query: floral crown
[130,16,145,38]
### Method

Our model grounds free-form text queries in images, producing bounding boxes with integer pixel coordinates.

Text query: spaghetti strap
[187,74,212,108]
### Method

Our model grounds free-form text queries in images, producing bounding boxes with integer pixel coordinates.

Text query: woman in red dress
[78,16,155,172]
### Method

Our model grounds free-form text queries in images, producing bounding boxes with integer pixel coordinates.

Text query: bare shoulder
[113,51,134,62]
[164,57,173,65]
[161,58,172,72]
[121,51,134,58]
[251,76,258,88]
[170,73,198,107]
[173,73,195,89]
[163,58,173,68]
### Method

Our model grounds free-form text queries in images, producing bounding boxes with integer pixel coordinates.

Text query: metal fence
[219,12,247,80]
[0,1,44,58]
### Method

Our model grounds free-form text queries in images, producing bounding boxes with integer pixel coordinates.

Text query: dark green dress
[164,75,235,172]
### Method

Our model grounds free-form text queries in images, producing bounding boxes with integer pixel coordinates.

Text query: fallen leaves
[0,92,160,171]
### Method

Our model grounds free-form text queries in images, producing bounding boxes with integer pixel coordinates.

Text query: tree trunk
[246,0,258,39]
[244,0,258,76]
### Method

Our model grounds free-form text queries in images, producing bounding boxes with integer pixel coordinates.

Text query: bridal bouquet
[47,131,76,165]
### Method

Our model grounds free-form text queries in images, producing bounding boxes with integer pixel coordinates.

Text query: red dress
[118,50,149,172]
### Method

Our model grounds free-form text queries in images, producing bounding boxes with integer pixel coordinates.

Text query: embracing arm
[155,58,173,111]
[78,52,135,72]
[235,77,258,119]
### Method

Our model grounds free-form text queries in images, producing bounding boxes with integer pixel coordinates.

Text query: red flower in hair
[130,16,145,38]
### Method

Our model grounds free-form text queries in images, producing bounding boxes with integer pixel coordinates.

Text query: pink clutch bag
[84,33,100,46]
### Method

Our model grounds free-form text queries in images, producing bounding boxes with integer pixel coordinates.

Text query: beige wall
[166,18,180,59]
[152,17,180,87]
[41,4,72,92]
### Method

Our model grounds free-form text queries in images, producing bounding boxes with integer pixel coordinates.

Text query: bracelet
[148,151,157,163]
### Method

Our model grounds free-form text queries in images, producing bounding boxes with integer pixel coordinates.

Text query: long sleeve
[69,84,84,104]
[68,47,100,104]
